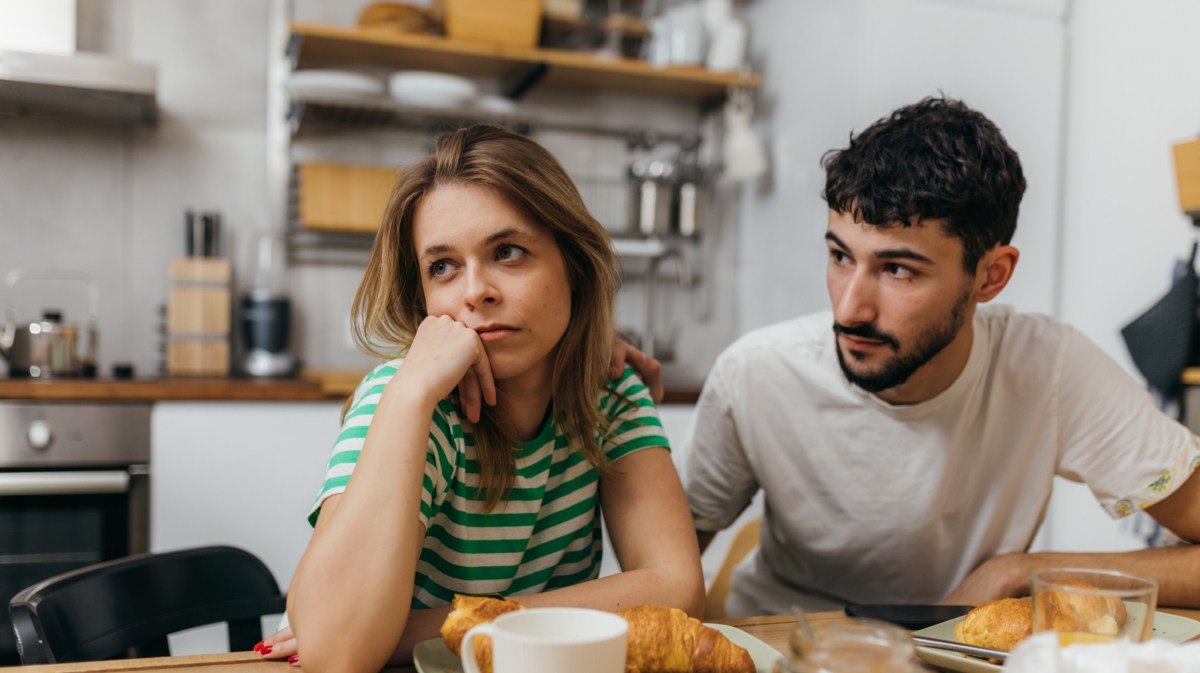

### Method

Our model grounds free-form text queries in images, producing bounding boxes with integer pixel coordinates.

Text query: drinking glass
[1031,568,1158,645]
[775,617,917,672]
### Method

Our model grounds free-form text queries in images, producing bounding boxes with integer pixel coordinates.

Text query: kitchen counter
[0,373,702,404]
[0,377,339,402]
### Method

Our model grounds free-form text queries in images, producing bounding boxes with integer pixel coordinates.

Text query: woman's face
[412,183,572,387]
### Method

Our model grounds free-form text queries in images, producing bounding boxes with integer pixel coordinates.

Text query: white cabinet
[151,401,342,653]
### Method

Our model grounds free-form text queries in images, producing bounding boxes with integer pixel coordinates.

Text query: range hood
[0,49,157,126]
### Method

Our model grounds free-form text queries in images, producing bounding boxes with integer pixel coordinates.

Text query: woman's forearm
[288,383,438,673]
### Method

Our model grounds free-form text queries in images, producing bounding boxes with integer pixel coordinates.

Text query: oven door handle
[0,470,131,496]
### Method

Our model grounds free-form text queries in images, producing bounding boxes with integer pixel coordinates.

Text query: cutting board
[297,162,400,233]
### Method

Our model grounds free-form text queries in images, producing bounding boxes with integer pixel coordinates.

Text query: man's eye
[884,263,914,280]
[829,250,848,264]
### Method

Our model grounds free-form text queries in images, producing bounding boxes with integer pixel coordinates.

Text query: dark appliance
[0,402,150,665]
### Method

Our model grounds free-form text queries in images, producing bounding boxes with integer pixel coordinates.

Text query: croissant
[1036,579,1127,637]
[439,596,756,673]
[953,597,1032,651]
[440,594,524,673]
[619,604,756,673]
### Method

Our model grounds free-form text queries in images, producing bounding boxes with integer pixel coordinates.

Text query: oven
[0,402,150,665]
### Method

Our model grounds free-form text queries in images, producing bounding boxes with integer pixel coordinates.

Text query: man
[685,96,1200,617]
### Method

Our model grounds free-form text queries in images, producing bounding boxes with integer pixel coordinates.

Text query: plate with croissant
[416,595,783,673]
[912,597,1200,673]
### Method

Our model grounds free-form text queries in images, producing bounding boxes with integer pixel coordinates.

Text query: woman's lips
[476,327,517,343]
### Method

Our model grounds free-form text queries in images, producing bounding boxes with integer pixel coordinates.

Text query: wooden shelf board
[292,22,759,101]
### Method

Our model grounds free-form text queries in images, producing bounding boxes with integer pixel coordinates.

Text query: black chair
[9,545,287,664]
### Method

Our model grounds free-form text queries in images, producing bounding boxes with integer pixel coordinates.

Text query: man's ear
[974,245,1019,303]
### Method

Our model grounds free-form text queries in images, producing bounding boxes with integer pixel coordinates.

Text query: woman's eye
[427,260,451,277]
[496,244,526,262]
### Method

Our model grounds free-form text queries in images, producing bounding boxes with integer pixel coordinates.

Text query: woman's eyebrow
[483,227,533,246]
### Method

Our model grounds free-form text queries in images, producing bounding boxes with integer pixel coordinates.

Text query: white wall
[1047,0,1200,552]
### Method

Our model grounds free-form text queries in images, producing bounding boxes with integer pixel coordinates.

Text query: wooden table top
[13,608,1200,673]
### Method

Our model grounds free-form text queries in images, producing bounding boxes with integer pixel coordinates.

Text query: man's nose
[462,264,499,308]
[835,270,877,325]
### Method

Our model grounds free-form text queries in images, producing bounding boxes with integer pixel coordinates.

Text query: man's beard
[834,289,971,394]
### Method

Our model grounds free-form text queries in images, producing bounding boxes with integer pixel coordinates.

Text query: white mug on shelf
[459,607,628,673]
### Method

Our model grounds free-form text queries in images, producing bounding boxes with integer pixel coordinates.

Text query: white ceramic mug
[460,607,628,673]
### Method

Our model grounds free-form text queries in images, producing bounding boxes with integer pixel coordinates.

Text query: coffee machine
[242,230,296,377]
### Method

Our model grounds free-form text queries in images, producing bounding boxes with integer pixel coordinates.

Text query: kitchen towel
[1121,241,1199,398]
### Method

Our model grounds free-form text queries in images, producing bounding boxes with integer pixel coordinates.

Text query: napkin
[1004,632,1200,672]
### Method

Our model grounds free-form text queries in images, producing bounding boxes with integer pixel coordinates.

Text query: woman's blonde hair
[352,124,620,509]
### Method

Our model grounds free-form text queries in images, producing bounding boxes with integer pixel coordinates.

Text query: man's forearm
[1012,546,1200,607]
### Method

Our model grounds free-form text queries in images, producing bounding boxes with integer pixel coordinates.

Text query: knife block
[166,258,231,377]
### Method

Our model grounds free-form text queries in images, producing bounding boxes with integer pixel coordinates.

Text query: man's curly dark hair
[821,96,1026,272]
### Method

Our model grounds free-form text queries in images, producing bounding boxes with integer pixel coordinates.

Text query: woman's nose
[462,265,499,308]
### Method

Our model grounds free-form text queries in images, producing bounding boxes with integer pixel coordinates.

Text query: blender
[241,230,296,377]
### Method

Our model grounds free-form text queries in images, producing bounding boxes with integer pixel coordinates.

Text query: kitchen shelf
[289,22,759,102]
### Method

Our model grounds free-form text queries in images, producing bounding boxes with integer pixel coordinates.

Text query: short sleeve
[307,360,457,529]
[1055,328,1200,517]
[684,355,759,532]
[596,367,669,463]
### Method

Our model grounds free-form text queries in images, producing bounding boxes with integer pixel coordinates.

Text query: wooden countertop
[0,377,341,402]
[15,609,1200,673]
[0,372,702,405]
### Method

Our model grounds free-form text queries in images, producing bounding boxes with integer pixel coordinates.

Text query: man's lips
[839,333,887,350]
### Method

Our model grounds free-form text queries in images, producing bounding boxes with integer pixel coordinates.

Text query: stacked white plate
[287,70,386,101]
[388,71,478,109]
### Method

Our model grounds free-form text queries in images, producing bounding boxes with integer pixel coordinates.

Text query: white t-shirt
[686,305,1200,616]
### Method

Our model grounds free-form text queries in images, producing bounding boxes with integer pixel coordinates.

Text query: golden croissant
[954,581,1127,653]
[953,597,1032,651]
[619,604,755,673]
[440,594,524,673]
[440,596,755,673]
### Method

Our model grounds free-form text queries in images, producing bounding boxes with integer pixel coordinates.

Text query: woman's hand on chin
[400,315,497,422]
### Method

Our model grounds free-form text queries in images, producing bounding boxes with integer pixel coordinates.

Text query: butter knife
[912,635,1009,662]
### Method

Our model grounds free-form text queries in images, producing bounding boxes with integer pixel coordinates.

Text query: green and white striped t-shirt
[308,360,668,609]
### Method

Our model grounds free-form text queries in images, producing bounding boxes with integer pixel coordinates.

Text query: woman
[263,125,703,673]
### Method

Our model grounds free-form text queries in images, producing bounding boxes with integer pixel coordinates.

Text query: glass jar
[772,618,919,673]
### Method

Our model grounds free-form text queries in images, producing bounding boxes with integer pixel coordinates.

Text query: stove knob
[27,420,53,451]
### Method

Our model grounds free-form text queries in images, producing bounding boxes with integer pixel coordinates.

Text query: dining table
[11,608,1200,673]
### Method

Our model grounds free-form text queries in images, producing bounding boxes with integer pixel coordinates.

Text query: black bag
[1120,241,1199,397]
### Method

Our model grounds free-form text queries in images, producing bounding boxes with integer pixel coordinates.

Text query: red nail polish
[261,645,273,655]
[288,655,299,665]
[253,641,265,653]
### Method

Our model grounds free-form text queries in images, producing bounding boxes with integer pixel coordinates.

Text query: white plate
[912,611,1200,673]
[388,70,477,109]
[412,622,784,673]
[286,69,385,100]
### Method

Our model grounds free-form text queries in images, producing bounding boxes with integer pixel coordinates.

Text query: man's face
[825,209,976,394]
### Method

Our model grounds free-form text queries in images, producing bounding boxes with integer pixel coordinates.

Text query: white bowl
[388,71,478,109]
[474,94,518,115]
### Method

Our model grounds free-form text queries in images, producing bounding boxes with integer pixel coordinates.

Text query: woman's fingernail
[289,655,300,665]
[253,641,265,653]
[261,645,273,655]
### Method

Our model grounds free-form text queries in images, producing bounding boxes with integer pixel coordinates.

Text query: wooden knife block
[166,258,231,376]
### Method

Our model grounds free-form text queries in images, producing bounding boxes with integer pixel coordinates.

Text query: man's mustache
[833,322,900,350]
